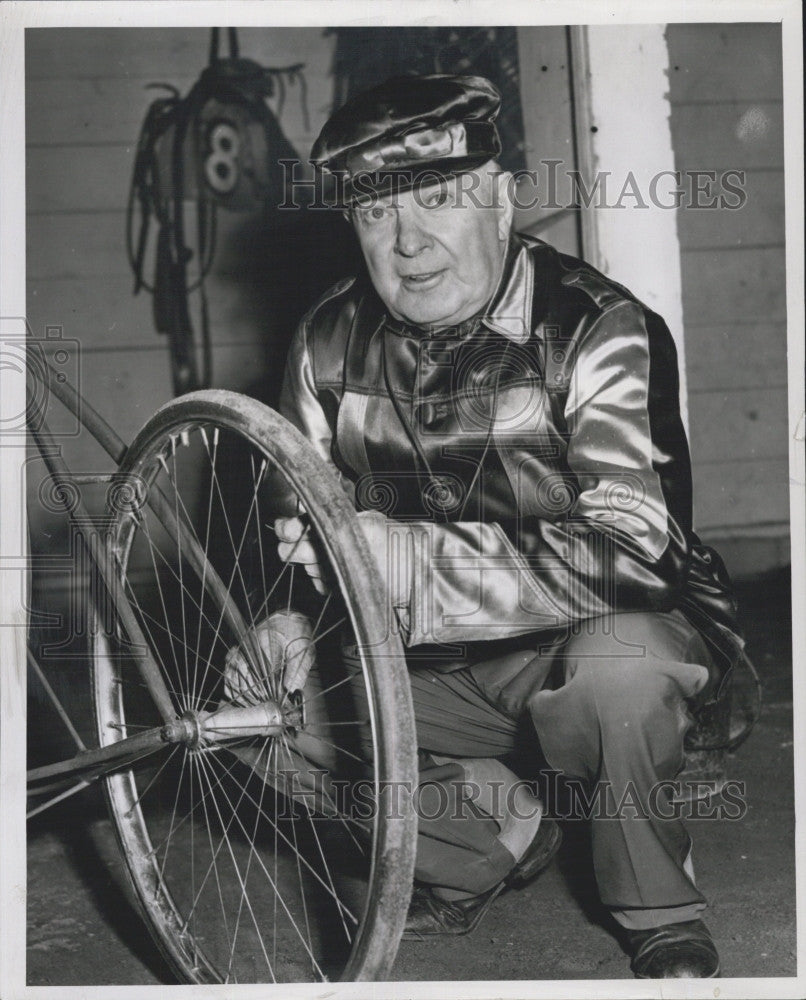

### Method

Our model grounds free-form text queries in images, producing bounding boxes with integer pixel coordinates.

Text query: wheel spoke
[149,746,247,862]
[27,777,95,819]
[193,426,219,710]
[90,398,414,983]
[278,732,355,944]
[123,745,180,818]
[215,743,361,921]
[193,749,304,980]
[136,514,233,686]
[124,595,226,694]
[117,567,182,713]
[158,746,189,882]
[199,428,266,636]
[189,753,237,979]
[27,648,86,751]
[224,739,272,983]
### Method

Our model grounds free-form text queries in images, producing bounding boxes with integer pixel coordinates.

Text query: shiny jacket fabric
[280,234,743,688]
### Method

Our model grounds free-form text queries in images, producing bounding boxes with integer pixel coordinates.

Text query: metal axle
[162,702,286,747]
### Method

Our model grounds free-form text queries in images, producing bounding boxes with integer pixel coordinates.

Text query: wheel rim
[92,394,415,984]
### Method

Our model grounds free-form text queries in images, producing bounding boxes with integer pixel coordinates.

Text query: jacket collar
[381,235,536,343]
[480,237,534,344]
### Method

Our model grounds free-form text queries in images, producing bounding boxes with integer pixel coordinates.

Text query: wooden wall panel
[33,346,174,461]
[27,74,319,154]
[687,387,789,463]
[29,212,135,280]
[666,23,783,104]
[685,322,787,392]
[515,27,579,257]
[666,23,788,560]
[675,169,785,251]
[670,102,784,170]
[692,457,790,534]
[524,212,578,258]
[26,75,198,147]
[25,27,334,88]
[679,248,786,325]
[27,274,277,351]
[27,146,134,214]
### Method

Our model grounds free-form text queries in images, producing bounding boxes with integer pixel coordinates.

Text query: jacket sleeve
[279,318,335,466]
[271,317,359,516]
[397,300,691,646]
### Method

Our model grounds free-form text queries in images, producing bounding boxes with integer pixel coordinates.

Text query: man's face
[349,167,513,329]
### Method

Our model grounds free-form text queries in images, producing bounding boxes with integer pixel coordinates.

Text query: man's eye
[421,186,449,209]
[354,201,391,223]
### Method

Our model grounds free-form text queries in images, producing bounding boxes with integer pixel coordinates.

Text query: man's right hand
[223,610,316,702]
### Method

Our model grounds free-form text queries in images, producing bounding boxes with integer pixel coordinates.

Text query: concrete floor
[26,569,796,986]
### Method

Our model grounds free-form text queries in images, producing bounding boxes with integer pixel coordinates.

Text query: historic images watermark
[272,769,749,823]
[277,159,748,211]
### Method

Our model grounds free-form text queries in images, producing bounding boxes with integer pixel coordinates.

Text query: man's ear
[495,170,515,241]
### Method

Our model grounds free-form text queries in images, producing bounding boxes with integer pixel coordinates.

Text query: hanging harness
[127,28,308,394]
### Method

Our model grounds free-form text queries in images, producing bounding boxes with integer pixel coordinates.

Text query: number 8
[205,120,240,194]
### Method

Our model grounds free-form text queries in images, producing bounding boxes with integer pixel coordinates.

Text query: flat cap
[311,74,502,200]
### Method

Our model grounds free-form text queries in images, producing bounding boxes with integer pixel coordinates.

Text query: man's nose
[394,209,433,257]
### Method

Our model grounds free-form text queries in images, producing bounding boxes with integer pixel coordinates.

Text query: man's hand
[275,515,330,595]
[275,510,414,610]
[223,610,316,703]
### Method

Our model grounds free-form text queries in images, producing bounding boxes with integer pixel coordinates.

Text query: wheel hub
[162,701,289,748]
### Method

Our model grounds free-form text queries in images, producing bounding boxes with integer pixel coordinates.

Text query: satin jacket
[279,234,743,688]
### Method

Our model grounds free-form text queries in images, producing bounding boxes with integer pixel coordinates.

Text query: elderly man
[270,74,743,979]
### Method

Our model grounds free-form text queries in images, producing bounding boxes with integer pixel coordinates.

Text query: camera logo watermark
[1,320,82,439]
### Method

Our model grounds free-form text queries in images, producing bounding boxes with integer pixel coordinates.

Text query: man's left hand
[275,515,330,595]
[275,510,413,609]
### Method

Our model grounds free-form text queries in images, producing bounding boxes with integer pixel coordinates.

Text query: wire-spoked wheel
[91,391,417,984]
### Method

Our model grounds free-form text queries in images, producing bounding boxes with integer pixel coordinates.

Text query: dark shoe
[403,818,561,939]
[626,919,720,978]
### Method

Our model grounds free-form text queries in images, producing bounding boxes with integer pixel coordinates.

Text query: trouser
[379,609,714,930]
